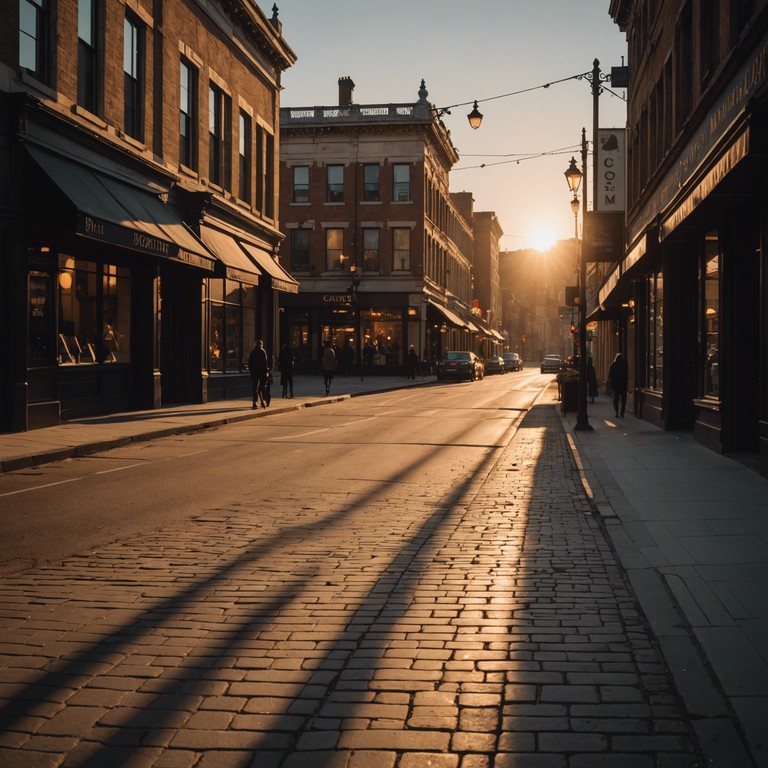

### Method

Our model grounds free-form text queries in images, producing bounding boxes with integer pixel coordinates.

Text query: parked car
[540,354,563,373]
[503,352,522,372]
[483,355,506,375]
[437,351,484,381]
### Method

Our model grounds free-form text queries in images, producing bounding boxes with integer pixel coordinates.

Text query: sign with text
[583,212,624,263]
[596,129,625,212]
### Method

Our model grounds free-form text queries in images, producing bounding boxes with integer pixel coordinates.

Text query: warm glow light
[530,225,556,252]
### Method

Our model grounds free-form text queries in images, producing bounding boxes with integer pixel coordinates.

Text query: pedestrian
[341,343,355,377]
[279,342,295,398]
[587,357,598,403]
[320,340,336,396]
[248,340,270,408]
[607,351,628,418]
[406,345,419,380]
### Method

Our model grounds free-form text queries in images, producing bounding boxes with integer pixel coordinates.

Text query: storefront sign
[322,294,352,303]
[596,129,625,212]
[273,277,299,294]
[78,213,212,270]
[583,212,624,262]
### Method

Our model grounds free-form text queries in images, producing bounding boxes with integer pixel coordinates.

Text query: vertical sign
[596,128,625,212]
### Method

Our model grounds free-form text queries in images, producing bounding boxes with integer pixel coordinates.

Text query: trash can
[561,379,578,412]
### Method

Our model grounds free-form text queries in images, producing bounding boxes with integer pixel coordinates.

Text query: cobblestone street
[0,403,702,767]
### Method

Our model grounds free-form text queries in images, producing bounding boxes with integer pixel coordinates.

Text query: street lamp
[467,101,483,129]
[564,156,592,431]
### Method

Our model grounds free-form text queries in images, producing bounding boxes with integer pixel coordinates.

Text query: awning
[240,242,300,294]
[465,320,481,333]
[427,300,467,329]
[27,145,215,270]
[200,226,261,285]
[660,128,749,240]
[491,330,505,342]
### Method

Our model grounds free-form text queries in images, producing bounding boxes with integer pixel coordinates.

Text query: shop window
[239,111,252,203]
[206,279,256,374]
[123,12,144,141]
[702,231,720,397]
[179,57,197,169]
[57,257,130,365]
[363,164,379,201]
[326,228,344,271]
[291,229,310,272]
[393,227,410,271]
[393,164,410,201]
[293,166,309,203]
[326,165,343,202]
[19,0,51,83]
[647,269,663,390]
[363,228,379,271]
[361,308,403,366]
[77,0,98,113]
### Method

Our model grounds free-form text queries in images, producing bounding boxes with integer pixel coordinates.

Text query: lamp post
[349,265,363,381]
[564,154,592,431]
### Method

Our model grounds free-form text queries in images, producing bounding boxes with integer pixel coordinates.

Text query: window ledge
[693,397,721,412]
[71,105,107,129]
[290,202,311,206]
[361,200,382,205]
[18,69,57,99]
[117,130,146,150]
[324,202,345,206]
[178,163,199,179]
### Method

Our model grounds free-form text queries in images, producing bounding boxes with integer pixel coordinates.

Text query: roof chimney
[338,76,355,106]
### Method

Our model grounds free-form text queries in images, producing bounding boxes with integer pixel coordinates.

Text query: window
[363,228,380,271]
[256,126,274,217]
[700,0,719,86]
[293,166,309,203]
[647,269,663,391]
[326,228,344,271]
[29,271,54,363]
[206,280,256,374]
[363,164,380,201]
[208,84,231,188]
[179,58,196,169]
[291,229,310,272]
[393,164,410,201]
[702,231,720,397]
[19,0,50,82]
[77,0,98,112]
[57,256,131,365]
[239,111,251,202]
[326,165,344,202]
[393,228,410,271]
[123,13,144,140]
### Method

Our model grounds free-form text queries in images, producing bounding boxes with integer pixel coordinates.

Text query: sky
[275,1,628,250]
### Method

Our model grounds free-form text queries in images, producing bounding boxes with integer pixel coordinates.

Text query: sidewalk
[0,374,435,474]
[560,395,768,766]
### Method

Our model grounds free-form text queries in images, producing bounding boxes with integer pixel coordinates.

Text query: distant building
[607,0,768,475]
[471,211,506,354]
[0,1,295,431]
[278,78,494,373]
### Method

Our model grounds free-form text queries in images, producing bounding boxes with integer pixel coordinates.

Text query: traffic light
[569,324,576,337]
[521,335,526,345]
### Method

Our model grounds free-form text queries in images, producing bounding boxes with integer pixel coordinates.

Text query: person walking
[406,345,419,380]
[320,340,336,396]
[587,357,598,404]
[248,340,270,408]
[608,352,629,418]
[278,342,295,398]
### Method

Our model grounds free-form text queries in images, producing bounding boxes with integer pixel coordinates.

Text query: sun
[530,225,557,252]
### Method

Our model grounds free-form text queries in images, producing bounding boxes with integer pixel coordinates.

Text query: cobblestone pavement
[0,402,703,767]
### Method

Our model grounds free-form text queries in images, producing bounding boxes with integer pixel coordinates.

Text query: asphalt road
[0,370,548,577]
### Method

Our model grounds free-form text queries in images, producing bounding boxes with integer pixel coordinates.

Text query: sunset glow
[530,225,557,252]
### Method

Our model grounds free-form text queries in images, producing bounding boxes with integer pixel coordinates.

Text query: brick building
[0,1,295,431]
[278,78,481,373]
[606,0,768,474]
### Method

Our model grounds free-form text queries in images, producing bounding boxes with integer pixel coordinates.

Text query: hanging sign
[596,128,625,212]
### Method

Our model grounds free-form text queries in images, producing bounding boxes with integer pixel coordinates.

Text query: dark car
[437,351,484,381]
[483,355,506,375]
[503,352,522,372]
[540,354,563,373]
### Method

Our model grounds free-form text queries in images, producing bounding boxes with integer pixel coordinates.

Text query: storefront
[598,30,768,473]
[280,292,420,374]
